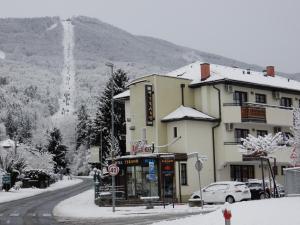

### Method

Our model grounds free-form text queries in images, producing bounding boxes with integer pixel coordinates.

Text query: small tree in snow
[69,145,91,176]
[239,133,284,157]
[290,108,300,166]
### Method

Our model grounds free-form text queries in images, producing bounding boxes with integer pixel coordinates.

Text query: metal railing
[223,102,293,110]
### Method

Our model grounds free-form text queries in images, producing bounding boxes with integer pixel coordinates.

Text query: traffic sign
[108,164,119,176]
[195,159,203,171]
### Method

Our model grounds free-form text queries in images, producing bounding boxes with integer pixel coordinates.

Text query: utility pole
[105,62,116,213]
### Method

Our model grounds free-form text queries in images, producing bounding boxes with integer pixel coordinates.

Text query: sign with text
[161,158,175,175]
[145,84,154,126]
[131,140,153,155]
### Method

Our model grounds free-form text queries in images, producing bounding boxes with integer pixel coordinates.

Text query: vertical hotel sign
[145,84,154,126]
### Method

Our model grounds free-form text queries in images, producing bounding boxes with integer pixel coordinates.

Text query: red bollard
[222,208,232,225]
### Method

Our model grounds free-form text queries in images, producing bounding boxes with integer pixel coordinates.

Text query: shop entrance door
[163,175,174,199]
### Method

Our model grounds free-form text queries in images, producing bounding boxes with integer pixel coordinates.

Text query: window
[235,129,249,143]
[230,165,255,182]
[233,91,248,105]
[173,127,177,138]
[180,163,187,185]
[255,94,267,104]
[280,97,292,107]
[257,130,268,137]
[281,166,286,175]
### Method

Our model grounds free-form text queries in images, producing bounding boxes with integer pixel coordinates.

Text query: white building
[116,62,296,201]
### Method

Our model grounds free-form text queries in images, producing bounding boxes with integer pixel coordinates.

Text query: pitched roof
[161,105,216,122]
[168,61,300,91]
[113,90,130,100]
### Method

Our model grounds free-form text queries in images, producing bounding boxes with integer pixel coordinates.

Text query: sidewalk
[53,189,218,218]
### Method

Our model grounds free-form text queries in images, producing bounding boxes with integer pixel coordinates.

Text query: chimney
[266,66,275,77]
[201,63,210,81]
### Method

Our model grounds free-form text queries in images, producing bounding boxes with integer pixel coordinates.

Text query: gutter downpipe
[212,85,221,182]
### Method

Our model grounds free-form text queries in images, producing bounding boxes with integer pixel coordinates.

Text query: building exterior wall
[124,74,297,202]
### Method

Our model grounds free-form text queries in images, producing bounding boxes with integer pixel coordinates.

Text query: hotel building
[114,62,297,201]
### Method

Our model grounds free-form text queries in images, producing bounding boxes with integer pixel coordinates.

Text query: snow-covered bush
[239,133,285,157]
[69,144,91,176]
[290,108,300,166]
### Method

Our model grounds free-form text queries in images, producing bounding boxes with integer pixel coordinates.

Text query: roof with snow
[168,61,300,92]
[113,90,130,100]
[161,105,216,122]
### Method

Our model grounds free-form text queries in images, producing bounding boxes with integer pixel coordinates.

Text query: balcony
[223,102,293,126]
[241,106,266,123]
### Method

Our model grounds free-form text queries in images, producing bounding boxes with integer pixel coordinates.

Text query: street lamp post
[105,62,116,213]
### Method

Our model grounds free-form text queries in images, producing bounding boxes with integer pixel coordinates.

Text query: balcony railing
[241,106,266,123]
[223,102,293,110]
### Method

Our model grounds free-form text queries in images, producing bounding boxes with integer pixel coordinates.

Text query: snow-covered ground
[53,189,218,218]
[54,189,300,225]
[153,197,300,225]
[0,50,5,59]
[0,177,82,204]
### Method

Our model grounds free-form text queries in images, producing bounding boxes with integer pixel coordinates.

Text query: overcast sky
[1,0,299,73]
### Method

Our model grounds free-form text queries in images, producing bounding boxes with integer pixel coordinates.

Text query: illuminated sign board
[161,158,175,175]
[145,85,154,126]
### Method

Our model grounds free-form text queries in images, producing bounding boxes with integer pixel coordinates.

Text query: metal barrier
[95,184,125,200]
[284,167,300,196]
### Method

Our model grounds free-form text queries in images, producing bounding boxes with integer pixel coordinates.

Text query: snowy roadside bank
[152,197,300,225]
[53,189,218,218]
[0,176,83,203]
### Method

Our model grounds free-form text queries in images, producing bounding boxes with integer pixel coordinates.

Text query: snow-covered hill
[0,16,299,147]
[72,16,269,111]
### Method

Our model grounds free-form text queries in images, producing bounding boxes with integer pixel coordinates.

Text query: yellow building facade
[116,62,297,201]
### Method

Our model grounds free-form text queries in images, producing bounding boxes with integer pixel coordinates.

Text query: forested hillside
[0,17,63,144]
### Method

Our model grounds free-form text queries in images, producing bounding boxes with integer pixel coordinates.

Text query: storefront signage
[145,85,154,126]
[161,158,175,175]
[124,159,140,166]
[148,161,156,181]
[131,140,153,155]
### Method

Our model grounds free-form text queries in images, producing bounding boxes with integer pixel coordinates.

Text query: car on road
[190,181,251,204]
[245,179,273,199]
[246,180,285,199]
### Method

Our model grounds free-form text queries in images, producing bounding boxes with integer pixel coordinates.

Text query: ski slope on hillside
[52,19,76,123]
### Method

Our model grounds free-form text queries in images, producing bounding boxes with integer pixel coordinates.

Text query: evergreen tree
[76,105,92,149]
[46,127,67,173]
[92,68,128,161]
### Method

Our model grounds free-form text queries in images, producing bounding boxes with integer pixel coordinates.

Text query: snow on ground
[0,176,82,203]
[153,197,300,225]
[46,23,58,31]
[0,50,5,59]
[53,189,218,218]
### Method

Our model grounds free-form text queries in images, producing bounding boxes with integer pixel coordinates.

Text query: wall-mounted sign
[145,85,154,126]
[124,159,140,166]
[131,140,153,155]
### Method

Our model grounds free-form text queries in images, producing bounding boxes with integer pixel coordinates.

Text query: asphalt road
[0,178,200,225]
[0,178,93,225]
